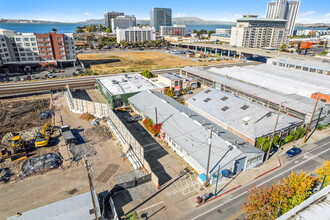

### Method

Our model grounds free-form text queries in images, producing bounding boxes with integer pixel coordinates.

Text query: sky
[1,0,329,23]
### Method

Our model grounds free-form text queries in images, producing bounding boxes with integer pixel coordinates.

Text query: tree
[242,171,317,219]
[90,44,94,49]
[106,28,111,33]
[75,27,84,33]
[315,161,330,187]
[208,30,216,37]
[280,44,286,51]
[120,40,129,47]
[89,24,96,32]
[85,26,90,32]
[140,70,154,79]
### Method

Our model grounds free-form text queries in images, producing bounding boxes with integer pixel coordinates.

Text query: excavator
[0,136,27,162]
[35,123,51,148]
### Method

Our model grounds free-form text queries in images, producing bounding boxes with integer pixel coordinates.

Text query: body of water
[0,23,327,34]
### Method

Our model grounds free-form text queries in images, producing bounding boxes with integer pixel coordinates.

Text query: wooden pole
[304,94,320,143]
[205,127,213,187]
[266,103,282,160]
[84,159,98,220]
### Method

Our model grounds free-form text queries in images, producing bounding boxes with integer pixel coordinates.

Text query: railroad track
[0,68,182,97]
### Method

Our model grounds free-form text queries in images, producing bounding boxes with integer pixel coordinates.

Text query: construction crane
[35,123,51,148]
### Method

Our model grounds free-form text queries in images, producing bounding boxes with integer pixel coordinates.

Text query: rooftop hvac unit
[241,117,251,125]
[112,80,118,84]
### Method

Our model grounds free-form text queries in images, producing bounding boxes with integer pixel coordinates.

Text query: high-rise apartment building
[265,0,300,36]
[230,15,288,48]
[111,15,136,32]
[150,8,172,31]
[0,28,75,72]
[104,11,124,28]
[116,27,156,43]
[160,25,186,36]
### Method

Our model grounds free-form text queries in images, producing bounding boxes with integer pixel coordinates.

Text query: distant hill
[296,23,330,28]
[83,19,104,24]
[173,17,235,25]
[0,18,63,24]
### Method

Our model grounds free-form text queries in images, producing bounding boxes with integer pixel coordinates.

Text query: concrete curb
[196,185,242,207]
[254,158,282,179]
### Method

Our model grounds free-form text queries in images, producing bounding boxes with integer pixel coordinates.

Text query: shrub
[283,135,294,144]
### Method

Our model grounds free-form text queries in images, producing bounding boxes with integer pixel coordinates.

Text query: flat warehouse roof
[97,73,161,96]
[128,90,262,175]
[208,64,330,98]
[269,57,330,71]
[182,67,327,116]
[186,87,302,139]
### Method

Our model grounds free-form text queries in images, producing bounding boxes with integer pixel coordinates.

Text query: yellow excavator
[10,136,27,161]
[35,123,51,148]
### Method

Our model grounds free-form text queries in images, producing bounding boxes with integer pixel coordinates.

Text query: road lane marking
[138,201,164,212]
[192,143,330,220]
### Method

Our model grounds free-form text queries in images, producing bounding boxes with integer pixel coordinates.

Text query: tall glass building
[150,8,172,31]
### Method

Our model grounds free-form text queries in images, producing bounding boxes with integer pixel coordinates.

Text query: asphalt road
[184,136,330,220]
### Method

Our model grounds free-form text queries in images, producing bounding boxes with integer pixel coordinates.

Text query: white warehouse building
[116,27,156,43]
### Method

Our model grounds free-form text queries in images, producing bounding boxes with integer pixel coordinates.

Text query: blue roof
[211,34,231,38]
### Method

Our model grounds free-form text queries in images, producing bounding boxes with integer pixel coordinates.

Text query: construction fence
[65,88,159,187]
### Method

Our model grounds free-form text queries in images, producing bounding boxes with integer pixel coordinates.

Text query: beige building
[210,34,231,43]
[158,73,197,89]
[230,15,288,48]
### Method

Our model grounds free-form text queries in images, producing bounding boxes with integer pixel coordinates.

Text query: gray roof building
[128,90,263,179]
[181,67,330,126]
[186,87,303,145]
[8,192,101,220]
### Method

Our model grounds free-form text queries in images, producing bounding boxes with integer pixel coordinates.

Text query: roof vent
[161,99,168,103]
[240,105,249,110]
[242,117,251,125]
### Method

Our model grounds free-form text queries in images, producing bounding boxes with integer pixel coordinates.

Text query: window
[220,96,228,101]
[24,38,29,41]
[204,98,211,102]
[60,52,65,55]
[31,43,36,46]
[47,52,52,55]
[44,38,50,41]
[45,43,51,46]
[175,81,178,86]
[15,38,21,41]
[37,38,43,41]
[61,56,66,59]
[72,46,74,49]
[30,38,35,41]
[32,48,37,51]
[240,105,249,110]
[17,43,22,46]
[59,47,64,50]
[38,43,44,46]
[221,106,229,111]
[58,42,63,46]
[20,53,26,56]
[28,57,34,61]
[21,58,27,61]
[204,89,211,94]
[39,48,45,51]
[47,57,53,60]
[40,52,46,56]
[25,43,30,46]
[57,37,63,41]
[19,48,24,51]
[26,53,32,56]
[46,47,52,51]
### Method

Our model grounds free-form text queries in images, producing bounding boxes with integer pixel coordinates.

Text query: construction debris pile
[0,168,12,183]
[21,153,63,177]
[84,125,112,143]
[80,113,96,121]
[38,110,53,120]
[1,127,41,146]
[0,98,51,142]
[69,143,96,162]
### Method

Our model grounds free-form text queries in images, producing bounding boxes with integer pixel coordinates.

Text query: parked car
[127,115,142,123]
[13,77,20,82]
[286,147,302,157]
[24,76,31,80]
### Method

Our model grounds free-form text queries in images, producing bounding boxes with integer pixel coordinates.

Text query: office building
[210,34,231,43]
[160,25,186,36]
[116,27,156,43]
[0,28,76,73]
[230,15,288,48]
[104,11,124,28]
[157,72,197,89]
[266,0,300,36]
[216,28,231,35]
[111,15,136,32]
[150,8,172,31]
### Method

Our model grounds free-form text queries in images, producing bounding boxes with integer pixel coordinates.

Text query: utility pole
[155,107,158,124]
[205,127,213,187]
[304,94,320,143]
[266,103,282,160]
[84,158,98,220]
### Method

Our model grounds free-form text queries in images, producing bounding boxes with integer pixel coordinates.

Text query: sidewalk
[198,128,330,206]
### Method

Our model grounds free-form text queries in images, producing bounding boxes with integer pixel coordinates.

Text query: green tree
[75,27,84,33]
[120,40,129,47]
[89,24,96,32]
[319,51,328,55]
[106,28,111,33]
[208,30,216,37]
[90,44,94,49]
[280,44,286,51]
[140,70,154,78]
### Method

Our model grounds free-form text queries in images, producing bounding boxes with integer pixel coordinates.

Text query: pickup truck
[60,125,76,145]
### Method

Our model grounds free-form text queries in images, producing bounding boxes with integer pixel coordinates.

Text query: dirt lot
[0,95,135,219]
[77,51,236,74]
